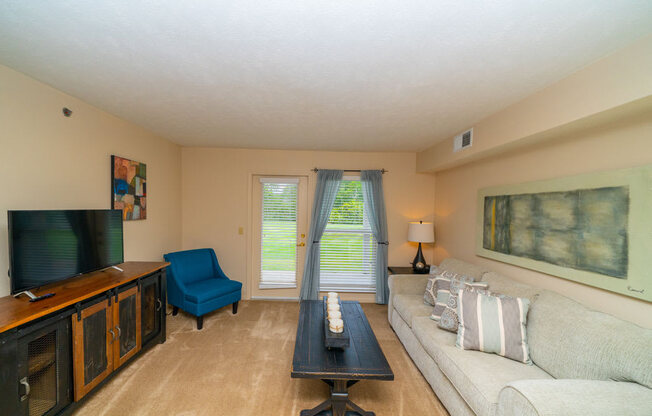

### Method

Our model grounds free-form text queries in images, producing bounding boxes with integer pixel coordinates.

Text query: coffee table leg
[299,398,332,416]
[346,399,375,416]
[331,380,348,416]
[298,379,376,416]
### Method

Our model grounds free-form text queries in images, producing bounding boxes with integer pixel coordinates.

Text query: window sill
[259,284,297,290]
[319,287,376,293]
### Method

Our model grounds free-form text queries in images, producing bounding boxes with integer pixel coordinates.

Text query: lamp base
[412,243,429,273]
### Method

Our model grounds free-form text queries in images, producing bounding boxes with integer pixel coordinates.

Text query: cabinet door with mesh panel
[113,286,141,369]
[72,299,113,401]
[16,317,72,416]
[140,274,162,348]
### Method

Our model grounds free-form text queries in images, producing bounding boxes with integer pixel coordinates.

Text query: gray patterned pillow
[430,277,488,320]
[438,286,491,332]
[423,270,473,306]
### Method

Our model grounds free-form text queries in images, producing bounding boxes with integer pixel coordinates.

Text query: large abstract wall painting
[476,164,652,302]
[112,155,147,220]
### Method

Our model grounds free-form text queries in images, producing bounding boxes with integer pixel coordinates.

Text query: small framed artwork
[111,155,147,220]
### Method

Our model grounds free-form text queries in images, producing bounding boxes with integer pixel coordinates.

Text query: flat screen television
[8,209,124,294]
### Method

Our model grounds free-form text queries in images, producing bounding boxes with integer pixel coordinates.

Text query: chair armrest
[498,379,652,416]
[388,274,429,322]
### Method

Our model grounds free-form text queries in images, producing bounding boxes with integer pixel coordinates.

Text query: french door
[251,176,308,299]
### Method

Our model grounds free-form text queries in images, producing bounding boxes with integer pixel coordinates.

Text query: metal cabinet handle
[19,377,30,401]
[109,328,116,344]
[156,299,162,311]
[116,326,121,338]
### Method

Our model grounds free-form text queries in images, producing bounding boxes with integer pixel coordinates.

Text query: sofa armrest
[389,274,429,295]
[498,379,652,416]
[388,274,429,322]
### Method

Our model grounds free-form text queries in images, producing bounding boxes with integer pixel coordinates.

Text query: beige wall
[0,64,182,297]
[432,110,652,328]
[418,34,652,173]
[182,148,435,300]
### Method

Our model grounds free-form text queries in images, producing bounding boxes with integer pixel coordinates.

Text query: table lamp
[408,221,435,273]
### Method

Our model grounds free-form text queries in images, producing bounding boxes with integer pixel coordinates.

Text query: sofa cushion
[528,291,652,389]
[393,294,432,327]
[481,272,541,302]
[412,316,457,362]
[439,258,486,281]
[184,279,243,303]
[412,317,552,416]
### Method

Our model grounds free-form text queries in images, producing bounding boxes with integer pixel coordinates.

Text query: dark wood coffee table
[291,300,394,416]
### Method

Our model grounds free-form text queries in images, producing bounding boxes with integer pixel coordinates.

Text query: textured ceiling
[1,1,652,151]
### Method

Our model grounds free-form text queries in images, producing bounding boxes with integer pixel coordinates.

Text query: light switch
[238,227,244,235]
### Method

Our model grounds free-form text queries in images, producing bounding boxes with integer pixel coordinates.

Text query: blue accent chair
[164,248,242,330]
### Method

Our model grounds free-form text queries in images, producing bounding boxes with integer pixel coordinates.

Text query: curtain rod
[311,168,388,174]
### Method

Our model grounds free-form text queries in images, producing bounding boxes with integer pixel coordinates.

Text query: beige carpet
[75,301,449,416]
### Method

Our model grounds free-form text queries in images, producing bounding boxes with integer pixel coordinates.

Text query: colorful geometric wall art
[476,164,652,302]
[111,155,146,220]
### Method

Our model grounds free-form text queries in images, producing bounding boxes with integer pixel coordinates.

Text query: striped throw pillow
[430,277,488,320]
[456,290,532,364]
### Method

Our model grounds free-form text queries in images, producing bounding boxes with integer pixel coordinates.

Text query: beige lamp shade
[408,221,435,243]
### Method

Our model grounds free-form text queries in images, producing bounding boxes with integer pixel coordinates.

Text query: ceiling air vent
[453,128,473,152]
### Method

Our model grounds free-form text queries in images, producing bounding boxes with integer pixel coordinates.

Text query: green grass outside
[262,221,374,272]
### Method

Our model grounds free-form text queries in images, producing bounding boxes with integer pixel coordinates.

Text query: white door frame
[246,170,313,300]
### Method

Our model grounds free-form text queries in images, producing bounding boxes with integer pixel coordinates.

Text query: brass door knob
[297,242,305,247]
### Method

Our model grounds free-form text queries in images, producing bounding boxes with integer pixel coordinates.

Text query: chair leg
[172,306,179,316]
[197,315,203,330]
[232,301,239,315]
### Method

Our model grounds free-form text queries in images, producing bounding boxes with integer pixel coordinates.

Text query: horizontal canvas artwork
[482,187,629,278]
[112,155,147,220]
[476,164,652,302]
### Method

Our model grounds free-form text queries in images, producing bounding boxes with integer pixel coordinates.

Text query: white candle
[329,318,344,333]
[328,310,342,320]
[327,303,340,312]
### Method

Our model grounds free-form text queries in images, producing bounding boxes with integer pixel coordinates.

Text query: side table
[387,266,429,275]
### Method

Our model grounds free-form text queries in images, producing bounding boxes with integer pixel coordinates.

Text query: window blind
[260,179,299,289]
[320,180,377,292]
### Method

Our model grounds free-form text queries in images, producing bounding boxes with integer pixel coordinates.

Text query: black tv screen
[8,209,124,294]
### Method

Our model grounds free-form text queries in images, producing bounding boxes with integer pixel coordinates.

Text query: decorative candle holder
[322,296,350,349]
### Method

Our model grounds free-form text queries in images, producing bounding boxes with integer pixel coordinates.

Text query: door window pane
[260,179,299,288]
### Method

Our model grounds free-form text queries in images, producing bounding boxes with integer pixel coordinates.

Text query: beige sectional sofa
[388,258,652,416]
